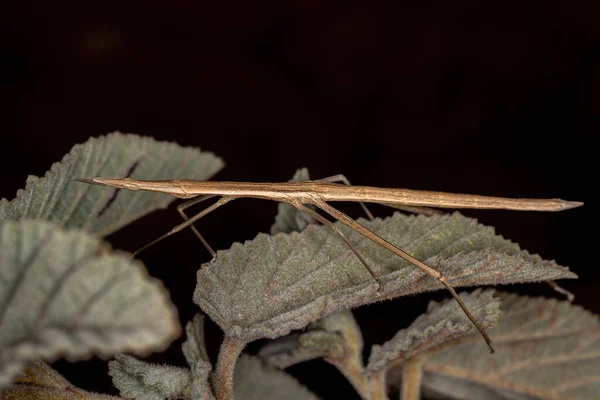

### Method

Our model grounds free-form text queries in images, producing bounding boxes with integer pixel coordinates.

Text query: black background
[1,1,596,399]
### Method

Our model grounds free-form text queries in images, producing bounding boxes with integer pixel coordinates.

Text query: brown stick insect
[73,175,583,353]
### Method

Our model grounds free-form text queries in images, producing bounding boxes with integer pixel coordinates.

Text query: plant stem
[213,337,246,400]
[367,370,389,400]
[327,356,373,400]
[400,355,425,400]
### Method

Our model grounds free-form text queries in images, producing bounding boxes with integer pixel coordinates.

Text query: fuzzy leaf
[234,355,319,400]
[1,360,121,399]
[368,289,501,373]
[259,311,357,369]
[0,132,224,236]
[181,314,215,400]
[419,292,600,400]
[190,361,214,400]
[270,168,315,235]
[182,314,210,369]
[108,355,190,400]
[0,220,180,389]
[260,331,345,369]
[194,212,575,342]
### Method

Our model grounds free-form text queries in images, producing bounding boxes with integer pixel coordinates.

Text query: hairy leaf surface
[1,360,120,399]
[182,314,210,370]
[0,220,180,389]
[420,293,600,400]
[259,328,346,370]
[194,212,575,341]
[368,289,500,372]
[108,355,190,400]
[181,315,214,400]
[0,132,224,236]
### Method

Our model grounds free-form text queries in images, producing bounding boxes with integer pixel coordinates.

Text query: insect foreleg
[133,196,233,257]
[177,195,217,259]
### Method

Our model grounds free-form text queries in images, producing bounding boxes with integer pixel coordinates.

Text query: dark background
[1,1,595,399]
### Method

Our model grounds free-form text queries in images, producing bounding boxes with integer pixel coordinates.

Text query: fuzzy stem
[213,337,246,400]
[367,370,389,400]
[400,355,425,400]
[327,356,373,400]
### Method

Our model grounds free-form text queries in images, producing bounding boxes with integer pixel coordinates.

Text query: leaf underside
[367,289,501,372]
[421,292,600,400]
[194,211,575,342]
[0,220,180,389]
[0,132,224,237]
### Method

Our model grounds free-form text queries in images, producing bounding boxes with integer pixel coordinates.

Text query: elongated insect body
[74,178,582,211]
[73,176,583,353]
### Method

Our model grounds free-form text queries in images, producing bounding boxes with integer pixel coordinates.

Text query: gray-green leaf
[259,311,357,369]
[194,212,575,342]
[181,315,215,400]
[0,220,180,389]
[182,314,210,369]
[234,355,319,400]
[368,289,501,373]
[0,132,224,236]
[270,168,315,235]
[108,355,191,400]
[420,292,600,400]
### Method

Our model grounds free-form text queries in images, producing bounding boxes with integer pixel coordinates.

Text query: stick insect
[74,176,583,353]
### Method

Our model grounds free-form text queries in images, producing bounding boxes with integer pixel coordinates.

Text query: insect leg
[293,203,383,288]
[311,198,494,353]
[546,280,575,302]
[177,195,217,259]
[316,174,375,220]
[133,196,233,257]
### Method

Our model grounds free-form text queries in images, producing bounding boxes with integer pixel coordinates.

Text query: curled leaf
[368,289,501,373]
[259,311,356,369]
[1,360,121,399]
[190,361,214,400]
[260,331,345,370]
[0,220,180,389]
[0,132,224,236]
[108,355,190,400]
[270,168,315,235]
[419,292,600,400]
[234,355,319,400]
[194,212,575,342]
[182,314,210,369]
[181,315,215,400]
